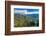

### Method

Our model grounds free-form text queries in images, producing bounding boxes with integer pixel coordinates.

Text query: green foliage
[14,15,39,27]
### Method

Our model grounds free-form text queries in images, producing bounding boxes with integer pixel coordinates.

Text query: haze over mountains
[14,8,39,20]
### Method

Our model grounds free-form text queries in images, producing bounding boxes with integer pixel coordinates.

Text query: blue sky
[14,8,39,12]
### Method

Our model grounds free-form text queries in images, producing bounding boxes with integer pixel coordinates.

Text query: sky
[14,8,39,14]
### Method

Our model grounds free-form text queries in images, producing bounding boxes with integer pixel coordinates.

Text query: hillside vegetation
[14,14,39,27]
